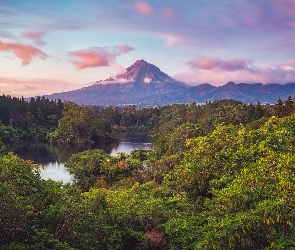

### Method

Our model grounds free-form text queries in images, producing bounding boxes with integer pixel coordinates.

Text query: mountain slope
[45,60,187,106]
[115,59,173,82]
[44,60,295,106]
[181,82,295,104]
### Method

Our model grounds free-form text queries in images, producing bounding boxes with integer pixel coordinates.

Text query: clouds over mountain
[176,57,295,86]
[187,56,256,72]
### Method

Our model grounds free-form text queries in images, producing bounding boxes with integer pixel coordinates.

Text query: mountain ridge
[44,60,295,106]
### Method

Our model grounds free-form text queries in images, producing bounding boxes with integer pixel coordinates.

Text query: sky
[1,0,295,97]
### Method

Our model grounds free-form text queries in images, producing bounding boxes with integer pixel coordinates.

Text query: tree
[65,148,150,191]
[0,153,74,249]
[84,181,188,249]
[65,149,112,191]
[284,96,294,116]
[163,114,295,249]
[50,102,114,144]
[0,152,118,249]
[274,98,285,118]
[196,152,295,249]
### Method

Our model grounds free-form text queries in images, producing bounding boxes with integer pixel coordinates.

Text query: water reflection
[41,162,72,182]
[5,132,152,182]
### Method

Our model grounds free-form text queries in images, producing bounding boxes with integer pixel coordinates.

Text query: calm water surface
[6,133,152,182]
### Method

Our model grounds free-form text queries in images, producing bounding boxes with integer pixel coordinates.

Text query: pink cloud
[69,44,135,69]
[187,56,255,72]
[116,44,135,53]
[134,1,153,16]
[175,60,295,86]
[69,49,111,69]
[0,41,47,65]
[273,0,295,16]
[175,70,263,86]
[23,31,45,45]
[161,7,176,19]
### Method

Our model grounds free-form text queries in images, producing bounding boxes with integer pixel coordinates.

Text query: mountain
[44,60,295,106]
[45,59,186,106]
[182,82,295,104]
[113,59,175,82]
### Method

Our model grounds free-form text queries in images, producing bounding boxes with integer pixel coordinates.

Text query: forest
[1,94,295,249]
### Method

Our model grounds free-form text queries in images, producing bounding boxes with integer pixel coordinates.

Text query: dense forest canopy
[1,95,295,249]
[0,95,63,143]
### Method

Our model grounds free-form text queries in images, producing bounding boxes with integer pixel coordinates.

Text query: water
[5,133,152,182]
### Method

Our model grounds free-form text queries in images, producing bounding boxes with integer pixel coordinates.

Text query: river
[5,133,152,182]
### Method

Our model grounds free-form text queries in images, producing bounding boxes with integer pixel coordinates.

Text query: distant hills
[44,59,295,106]
[181,81,295,104]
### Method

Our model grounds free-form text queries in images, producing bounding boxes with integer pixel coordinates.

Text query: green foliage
[274,96,295,118]
[196,152,295,249]
[245,116,269,130]
[0,152,121,249]
[163,114,295,249]
[65,148,152,191]
[0,153,73,249]
[3,97,295,249]
[0,95,63,142]
[153,123,204,157]
[151,99,272,160]
[94,105,160,132]
[84,181,188,249]
[65,149,112,191]
[50,102,114,144]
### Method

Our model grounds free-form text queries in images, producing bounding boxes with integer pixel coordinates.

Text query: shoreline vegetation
[2,96,295,249]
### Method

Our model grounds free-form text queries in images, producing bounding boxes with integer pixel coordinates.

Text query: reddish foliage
[147,229,163,244]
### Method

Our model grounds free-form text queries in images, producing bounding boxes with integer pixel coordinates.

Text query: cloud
[187,56,256,72]
[69,44,135,69]
[23,31,46,45]
[116,44,135,53]
[175,59,295,86]
[0,41,47,65]
[161,7,176,19]
[274,0,295,16]
[134,1,153,16]
[2,1,295,53]
[258,62,295,83]
[2,1,295,87]
[175,70,262,86]
[69,48,111,69]
[98,78,130,85]
[144,77,152,83]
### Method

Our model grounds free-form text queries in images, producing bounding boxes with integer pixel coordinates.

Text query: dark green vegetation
[0,95,63,143]
[49,102,115,144]
[0,95,115,145]
[2,97,295,249]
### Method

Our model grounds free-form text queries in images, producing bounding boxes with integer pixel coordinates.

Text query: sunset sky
[1,0,295,97]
